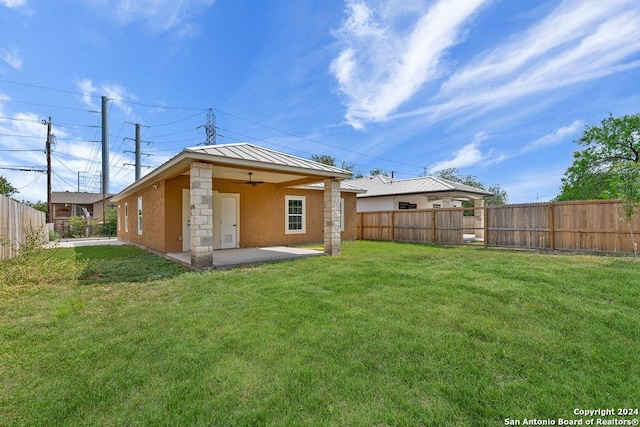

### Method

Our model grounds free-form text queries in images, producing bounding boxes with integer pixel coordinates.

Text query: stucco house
[111,143,361,268]
[346,175,492,240]
[51,191,115,235]
[345,175,492,212]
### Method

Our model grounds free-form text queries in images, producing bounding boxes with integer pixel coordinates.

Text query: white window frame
[117,205,121,231]
[340,197,345,232]
[285,195,306,234]
[137,197,143,235]
[124,202,129,233]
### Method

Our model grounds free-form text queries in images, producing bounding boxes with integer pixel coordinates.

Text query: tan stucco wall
[117,175,358,252]
[164,175,190,253]
[116,183,166,253]
[213,180,357,247]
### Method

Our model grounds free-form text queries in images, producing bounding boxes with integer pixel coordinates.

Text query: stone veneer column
[324,178,341,256]
[474,198,485,239]
[190,162,214,268]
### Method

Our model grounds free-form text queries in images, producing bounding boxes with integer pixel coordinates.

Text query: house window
[137,197,143,235]
[285,196,306,234]
[399,202,417,210]
[124,203,129,233]
[117,205,121,231]
[340,198,345,232]
[75,205,89,217]
[433,204,441,208]
[55,206,70,218]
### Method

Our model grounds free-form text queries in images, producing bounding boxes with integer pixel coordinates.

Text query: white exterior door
[182,189,191,252]
[220,195,239,249]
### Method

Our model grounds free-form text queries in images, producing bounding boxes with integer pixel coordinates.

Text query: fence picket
[0,195,48,260]
[357,200,640,254]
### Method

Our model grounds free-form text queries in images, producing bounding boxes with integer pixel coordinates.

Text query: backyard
[1,241,638,426]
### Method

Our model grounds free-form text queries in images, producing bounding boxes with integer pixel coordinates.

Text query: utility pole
[135,123,141,181]
[124,123,152,182]
[77,171,87,192]
[101,96,109,227]
[41,116,52,223]
[101,96,109,194]
[198,108,216,145]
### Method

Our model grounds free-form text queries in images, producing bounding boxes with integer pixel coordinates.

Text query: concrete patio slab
[166,246,324,270]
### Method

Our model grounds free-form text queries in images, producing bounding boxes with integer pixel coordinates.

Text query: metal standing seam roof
[112,143,354,202]
[298,181,367,193]
[345,175,493,198]
[184,143,352,175]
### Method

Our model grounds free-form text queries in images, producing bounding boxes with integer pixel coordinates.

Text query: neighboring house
[51,191,114,235]
[345,175,492,212]
[347,175,493,240]
[111,143,361,269]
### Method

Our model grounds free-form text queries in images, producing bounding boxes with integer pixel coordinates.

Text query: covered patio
[166,246,324,270]
[112,143,360,270]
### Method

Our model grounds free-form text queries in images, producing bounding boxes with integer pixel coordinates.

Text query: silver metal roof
[298,181,367,193]
[185,143,352,176]
[113,143,353,202]
[345,175,493,198]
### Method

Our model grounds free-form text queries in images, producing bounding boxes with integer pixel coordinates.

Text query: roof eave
[112,150,353,202]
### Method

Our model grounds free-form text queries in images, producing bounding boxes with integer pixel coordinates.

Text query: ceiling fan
[231,172,264,186]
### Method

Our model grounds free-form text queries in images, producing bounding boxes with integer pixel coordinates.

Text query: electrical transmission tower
[204,108,216,145]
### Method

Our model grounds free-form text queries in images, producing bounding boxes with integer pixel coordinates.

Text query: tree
[369,168,389,177]
[310,154,336,166]
[0,175,18,197]
[557,113,640,255]
[434,168,507,206]
[485,184,508,206]
[104,206,117,237]
[22,200,48,214]
[557,113,640,201]
[311,154,357,173]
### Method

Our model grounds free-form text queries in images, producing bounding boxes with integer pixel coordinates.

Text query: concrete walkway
[166,246,324,270]
[44,239,322,270]
[45,237,124,248]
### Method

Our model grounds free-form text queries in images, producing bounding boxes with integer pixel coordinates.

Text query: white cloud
[102,82,135,117]
[74,78,136,118]
[394,0,640,122]
[74,78,98,109]
[96,0,215,35]
[0,0,26,8]
[0,48,23,71]
[331,0,488,128]
[503,168,567,203]
[429,131,487,171]
[521,120,584,153]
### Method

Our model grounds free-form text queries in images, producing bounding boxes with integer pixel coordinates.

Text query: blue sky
[1,0,640,204]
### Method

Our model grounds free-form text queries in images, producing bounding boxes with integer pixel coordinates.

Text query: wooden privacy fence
[486,200,640,253]
[357,208,468,245]
[0,194,48,261]
[357,200,640,254]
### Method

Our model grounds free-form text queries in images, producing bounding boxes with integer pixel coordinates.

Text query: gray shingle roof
[345,175,493,198]
[185,143,352,176]
[51,192,114,204]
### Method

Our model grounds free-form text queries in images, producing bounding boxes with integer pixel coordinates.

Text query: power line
[145,110,207,128]
[1,78,428,177]
[0,98,94,113]
[0,165,46,172]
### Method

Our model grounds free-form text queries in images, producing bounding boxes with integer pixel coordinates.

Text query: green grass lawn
[1,241,639,426]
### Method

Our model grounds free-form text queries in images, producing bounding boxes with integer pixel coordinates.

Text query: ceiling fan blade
[231,172,264,185]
